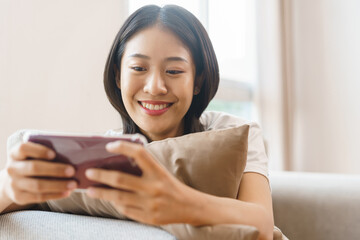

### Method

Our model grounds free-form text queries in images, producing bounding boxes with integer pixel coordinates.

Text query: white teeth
[141,102,169,110]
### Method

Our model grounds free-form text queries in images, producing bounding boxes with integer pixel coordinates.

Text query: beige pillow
[146,125,250,198]
[145,125,257,240]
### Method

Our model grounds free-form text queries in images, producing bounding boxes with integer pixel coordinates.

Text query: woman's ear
[194,72,204,95]
[114,64,121,89]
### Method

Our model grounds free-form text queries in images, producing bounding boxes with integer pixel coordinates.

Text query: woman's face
[119,26,196,141]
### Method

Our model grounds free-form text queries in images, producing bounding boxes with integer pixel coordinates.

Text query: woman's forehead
[123,26,193,62]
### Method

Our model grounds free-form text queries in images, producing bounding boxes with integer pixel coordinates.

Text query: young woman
[0,5,274,240]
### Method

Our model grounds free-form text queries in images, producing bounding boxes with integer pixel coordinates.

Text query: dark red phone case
[26,134,146,189]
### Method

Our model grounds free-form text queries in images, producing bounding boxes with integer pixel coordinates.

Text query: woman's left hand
[85,140,200,225]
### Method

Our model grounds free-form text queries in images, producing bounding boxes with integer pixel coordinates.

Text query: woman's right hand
[3,141,77,206]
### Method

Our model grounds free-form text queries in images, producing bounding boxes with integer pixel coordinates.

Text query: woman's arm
[85,141,274,240]
[186,172,274,240]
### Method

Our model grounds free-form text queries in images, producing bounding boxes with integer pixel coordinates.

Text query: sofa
[1,170,359,240]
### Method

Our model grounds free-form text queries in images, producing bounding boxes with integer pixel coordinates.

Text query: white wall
[0,0,128,169]
[289,0,360,173]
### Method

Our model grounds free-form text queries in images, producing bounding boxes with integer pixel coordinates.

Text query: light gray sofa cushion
[0,210,176,240]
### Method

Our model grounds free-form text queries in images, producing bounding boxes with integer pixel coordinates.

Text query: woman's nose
[143,72,168,95]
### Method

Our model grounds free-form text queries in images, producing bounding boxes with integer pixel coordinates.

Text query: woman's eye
[166,70,184,75]
[131,66,146,72]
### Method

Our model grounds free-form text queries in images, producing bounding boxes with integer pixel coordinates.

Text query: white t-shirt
[106,111,269,180]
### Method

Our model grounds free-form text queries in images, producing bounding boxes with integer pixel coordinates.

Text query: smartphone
[24,133,147,190]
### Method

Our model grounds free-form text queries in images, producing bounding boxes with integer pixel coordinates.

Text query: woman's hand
[85,141,200,225]
[3,142,77,205]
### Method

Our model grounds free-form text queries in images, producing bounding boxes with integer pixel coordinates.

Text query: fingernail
[65,167,75,176]
[67,181,77,189]
[85,169,95,178]
[48,151,55,159]
[106,141,120,149]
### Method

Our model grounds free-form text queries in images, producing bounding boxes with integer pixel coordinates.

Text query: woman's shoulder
[200,111,257,131]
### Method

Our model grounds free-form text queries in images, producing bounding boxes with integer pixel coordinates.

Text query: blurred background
[1,0,359,174]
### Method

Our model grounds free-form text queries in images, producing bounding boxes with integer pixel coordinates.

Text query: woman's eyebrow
[165,56,188,63]
[128,54,188,63]
[128,53,150,59]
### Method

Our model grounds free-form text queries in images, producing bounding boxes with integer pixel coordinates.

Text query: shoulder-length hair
[104,4,219,136]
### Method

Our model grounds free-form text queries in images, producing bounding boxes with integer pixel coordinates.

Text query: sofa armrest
[0,210,176,240]
[270,171,360,240]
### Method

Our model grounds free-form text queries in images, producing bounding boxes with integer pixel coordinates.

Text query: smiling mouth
[138,101,173,111]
